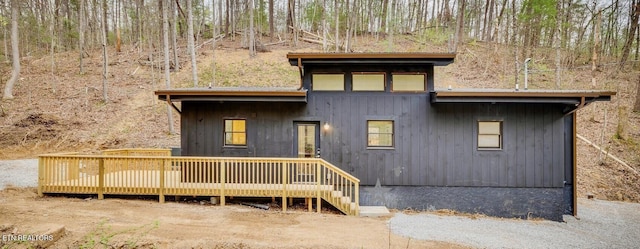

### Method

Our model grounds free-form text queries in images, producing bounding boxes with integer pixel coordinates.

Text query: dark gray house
[156,53,615,221]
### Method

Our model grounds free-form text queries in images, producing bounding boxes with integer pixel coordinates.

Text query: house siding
[180,97,566,189]
[174,60,579,220]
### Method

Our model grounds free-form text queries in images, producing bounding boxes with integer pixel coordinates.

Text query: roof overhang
[287,52,456,66]
[155,88,307,113]
[430,89,616,114]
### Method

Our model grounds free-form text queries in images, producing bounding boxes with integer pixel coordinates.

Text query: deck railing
[38,150,359,215]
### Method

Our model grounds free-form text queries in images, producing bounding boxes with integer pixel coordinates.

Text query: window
[391,74,425,92]
[478,121,502,150]
[312,74,344,91]
[224,119,246,146]
[352,73,385,91]
[367,121,394,147]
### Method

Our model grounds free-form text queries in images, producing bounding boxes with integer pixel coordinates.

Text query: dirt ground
[0,188,467,249]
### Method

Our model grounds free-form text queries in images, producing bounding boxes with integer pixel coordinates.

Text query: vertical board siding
[182,99,567,188]
[180,65,567,189]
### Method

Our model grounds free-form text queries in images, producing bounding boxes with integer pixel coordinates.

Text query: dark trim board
[360,186,565,221]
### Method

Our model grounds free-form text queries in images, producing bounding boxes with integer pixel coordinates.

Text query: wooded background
[1,0,640,110]
[0,1,638,63]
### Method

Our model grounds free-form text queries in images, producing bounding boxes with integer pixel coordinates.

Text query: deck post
[316,161,321,213]
[355,183,359,216]
[98,158,104,200]
[282,162,287,212]
[159,158,165,203]
[220,160,226,206]
[37,157,44,197]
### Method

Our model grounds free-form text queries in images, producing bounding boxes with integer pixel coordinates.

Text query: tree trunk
[620,1,639,68]
[102,0,109,102]
[79,0,85,74]
[380,0,388,32]
[102,0,108,44]
[172,0,179,71]
[288,0,297,45]
[592,7,601,87]
[634,76,640,112]
[225,0,230,34]
[162,0,175,134]
[211,0,217,87]
[3,0,20,100]
[335,0,339,52]
[554,1,562,89]
[454,0,465,52]
[287,0,295,33]
[187,0,198,86]
[323,0,328,51]
[249,0,256,57]
[115,0,122,52]
[269,0,274,41]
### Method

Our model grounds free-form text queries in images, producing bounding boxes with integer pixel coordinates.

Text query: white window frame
[477,121,502,150]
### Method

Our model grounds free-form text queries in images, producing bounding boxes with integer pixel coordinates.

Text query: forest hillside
[0,0,639,203]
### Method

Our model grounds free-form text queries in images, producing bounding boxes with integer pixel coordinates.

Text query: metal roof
[287,52,456,66]
[431,88,615,114]
[155,87,308,103]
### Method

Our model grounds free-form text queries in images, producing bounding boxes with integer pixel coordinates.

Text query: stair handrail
[315,158,360,183]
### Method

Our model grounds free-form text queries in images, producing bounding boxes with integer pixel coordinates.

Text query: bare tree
[592,5,601,87]
[172,0,179,71]
[620,0,639,68]
[115,0,122,52]
[2,0,20,100]
[335,0,339,52]
[101,0,109,102]
[554,0,562,88]
[454,0,466,52]
[635,77,640,112]
[162,0,175,134]
[249,0,256,57]
[269,0,274,41]
[79,0,85,74]
[187,0,198,86]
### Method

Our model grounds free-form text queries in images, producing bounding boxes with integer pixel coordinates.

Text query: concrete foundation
[360,186,566,221]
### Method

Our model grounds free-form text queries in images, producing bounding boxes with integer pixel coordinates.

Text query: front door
[293,122,320,183]
[294,122,320,158]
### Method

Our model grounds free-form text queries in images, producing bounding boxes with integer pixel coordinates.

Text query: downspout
[297,57,304,90]
[564,97,586,116]
[572,112,577,216]
[166,95,182,114]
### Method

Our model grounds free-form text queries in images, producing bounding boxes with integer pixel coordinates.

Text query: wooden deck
[38,149,359,215]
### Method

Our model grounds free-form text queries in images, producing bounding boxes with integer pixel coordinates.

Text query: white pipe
[576,134,639,176]
[524,58,532,90]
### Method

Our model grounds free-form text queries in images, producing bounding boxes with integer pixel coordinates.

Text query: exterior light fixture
[323,122,330,131]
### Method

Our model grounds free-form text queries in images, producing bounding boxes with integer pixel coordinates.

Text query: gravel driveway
[2,159,639,248]
[0,159,38,190]
[390,198,640,248]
